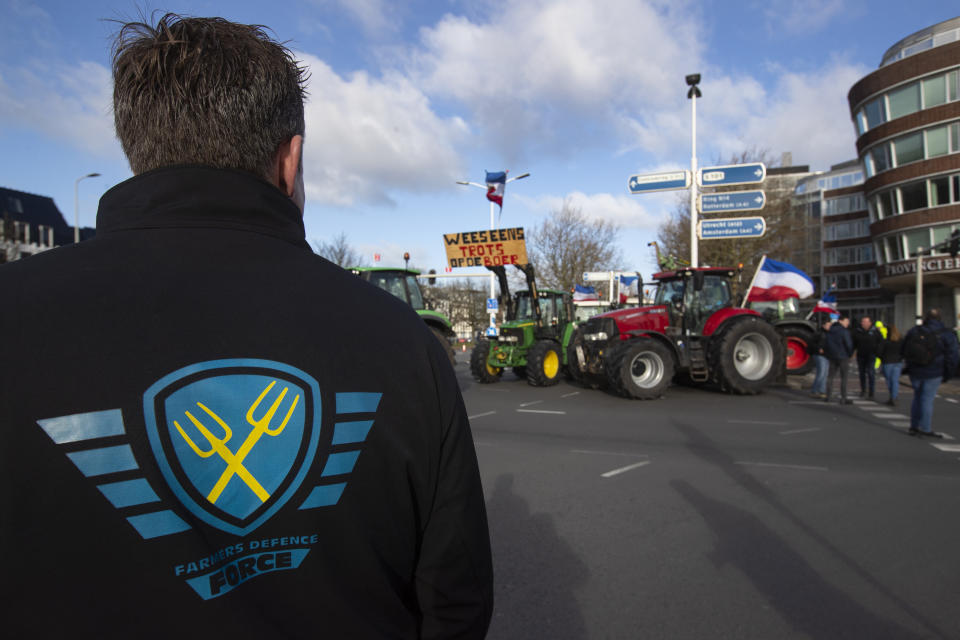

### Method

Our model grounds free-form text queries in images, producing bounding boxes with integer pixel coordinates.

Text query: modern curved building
[848,16,960,328]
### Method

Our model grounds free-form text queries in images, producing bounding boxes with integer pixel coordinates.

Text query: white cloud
[520,190,667,230]
[333,0,394,35]
[0,59,121,158]
[762,0,856,35]
[403,0,703,160]
[299,53,469,206]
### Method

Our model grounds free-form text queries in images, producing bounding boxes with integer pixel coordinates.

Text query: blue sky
[1,0,956,278]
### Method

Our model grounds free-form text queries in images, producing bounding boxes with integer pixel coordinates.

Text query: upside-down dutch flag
[813,287,838,314]
[618,275,639,303]
[573,284,599,301]
[486,171,506,207]
[746,257,815,302]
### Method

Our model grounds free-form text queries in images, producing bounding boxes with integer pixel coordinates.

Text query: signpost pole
[489,199,497,332]
[689,87,698,269]
[915,247,924,325]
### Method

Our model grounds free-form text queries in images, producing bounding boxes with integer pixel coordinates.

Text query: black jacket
[852,325,882,359]
[824,323,854,360]
[902,319,960,381]
[878,339,903,364]
[0,166,493,639]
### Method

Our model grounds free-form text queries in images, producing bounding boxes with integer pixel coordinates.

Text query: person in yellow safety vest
[874,320,888,369]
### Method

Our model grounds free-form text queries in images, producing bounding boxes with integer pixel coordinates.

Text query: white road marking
[468,411,496,420]
[560,391,581,398]
[788,401,827,405]
[780,427,822,435]
[518,400,543,407]
[727,419,788,425]
[571,449,648,458]
[931,444,960,452]
[940,433,956,441]
[601,460,651,478]
[865,412,901,419]
[516,409,567,415]
[853,400,876,405]
[947,398,959,404]
[891,421,912,428]
[735,461,829,472]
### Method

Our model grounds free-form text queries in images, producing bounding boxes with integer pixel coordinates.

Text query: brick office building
[848,17,960,329]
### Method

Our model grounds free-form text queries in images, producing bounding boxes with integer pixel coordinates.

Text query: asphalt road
[452,350,960,640]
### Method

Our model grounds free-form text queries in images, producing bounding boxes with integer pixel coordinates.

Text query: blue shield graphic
[144,359,323,536]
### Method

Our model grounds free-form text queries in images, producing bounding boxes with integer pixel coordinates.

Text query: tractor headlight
[585,332,608,341]
[500,335,519,343]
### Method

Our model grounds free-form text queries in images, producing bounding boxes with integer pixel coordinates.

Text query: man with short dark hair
[852,315,881,398]
[824,314,854,404]
[902,309,960,437]
[0,14,492,638]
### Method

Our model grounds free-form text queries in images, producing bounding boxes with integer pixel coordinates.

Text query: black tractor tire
[566,326,606,388]
[709,318,783,394]
[604,339,674,399]
[513,366,527,379]
[431,327,456,366]
[470,340,503,383]
[780,326,815,376]
[526,340,563,387]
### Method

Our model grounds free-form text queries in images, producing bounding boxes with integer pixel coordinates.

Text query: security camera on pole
[456,171,530,337]
[627,74,767,267]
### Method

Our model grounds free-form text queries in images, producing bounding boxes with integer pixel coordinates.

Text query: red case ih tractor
[569,266,784,399]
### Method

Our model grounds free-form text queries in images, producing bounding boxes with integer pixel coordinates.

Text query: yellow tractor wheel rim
[543,350,560,378]
[486,362,499,376]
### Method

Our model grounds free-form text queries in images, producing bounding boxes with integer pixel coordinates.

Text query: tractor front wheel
[470,340,503,383]
[605,339,674,399]
[780,326,815,376]
[527,340,563,387]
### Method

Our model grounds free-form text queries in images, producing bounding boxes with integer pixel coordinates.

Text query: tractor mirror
[693,270,705,291]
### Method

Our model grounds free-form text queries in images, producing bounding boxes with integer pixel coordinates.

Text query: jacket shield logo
[144,359,323,536]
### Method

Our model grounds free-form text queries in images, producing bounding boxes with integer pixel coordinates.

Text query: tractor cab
[651,267,737,334]
[513,289,571,335]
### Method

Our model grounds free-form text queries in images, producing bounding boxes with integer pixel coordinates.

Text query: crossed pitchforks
[174,381,301,505]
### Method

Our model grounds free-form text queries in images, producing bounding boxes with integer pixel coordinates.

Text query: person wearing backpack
[878,324,903,406]
[901,309,960,437]
[824,314,855,404]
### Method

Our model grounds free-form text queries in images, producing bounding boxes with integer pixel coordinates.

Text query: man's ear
[276,134,304,202]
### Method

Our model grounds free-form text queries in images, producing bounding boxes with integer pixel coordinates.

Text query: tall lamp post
[74,172,101,243]
[686,73,701,268]
[455,171,531,335]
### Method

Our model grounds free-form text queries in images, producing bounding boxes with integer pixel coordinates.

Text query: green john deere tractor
[351,267,456,363]
[470,264,576,386]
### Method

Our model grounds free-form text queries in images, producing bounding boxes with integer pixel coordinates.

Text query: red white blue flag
[486,171,506,207]
[746,257,814,302]
[813,286,838,314]
[573,284,599,301]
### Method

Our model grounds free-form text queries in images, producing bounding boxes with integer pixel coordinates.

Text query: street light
[455,171,531,335]
[686,73,701,268]
[74,172,101,243]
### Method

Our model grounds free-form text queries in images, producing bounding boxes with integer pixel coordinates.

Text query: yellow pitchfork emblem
[174,381,301,505]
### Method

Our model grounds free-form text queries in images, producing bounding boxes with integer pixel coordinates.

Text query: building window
[950,70,959,102]
[926,125,949,157]
[825,245,873,266]
[899,181,928,211]
[888,83,921,120]
[871,145,891,173]
[885,236,903,262]
[864,97,886,129]
[905,228,929,256]
[923,74,947,108]
[893,132,923,165]
[930,176,950,206]
[931,223,960,254]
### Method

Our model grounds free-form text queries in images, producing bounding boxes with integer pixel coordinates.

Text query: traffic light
[950,229,960,258]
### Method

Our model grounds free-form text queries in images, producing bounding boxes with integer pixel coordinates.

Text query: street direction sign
[699,190,766,214]
[486,297,499,311]
[697,162,766,187]
[698,216,767,240]
[628,170,691,194]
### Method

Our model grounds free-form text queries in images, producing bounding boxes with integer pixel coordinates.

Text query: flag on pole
[745,257,814,302]
[813,286,838,314]
[573,284,599,301]
[485,171,506,207]
[618,275,639,303]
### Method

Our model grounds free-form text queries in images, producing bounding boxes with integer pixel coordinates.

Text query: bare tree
[528,200,623,292]
[313,232,362,267]
[656,148,806,294]
[422,278,488,338]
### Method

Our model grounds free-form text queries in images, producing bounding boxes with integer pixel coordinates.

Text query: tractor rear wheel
[527,340,563,387]
[780,326,815,376]
[431,327,456,366]
[605,339,674,399]
[470,340,503,383]
[566,326,606,388]
[710,318,782,394]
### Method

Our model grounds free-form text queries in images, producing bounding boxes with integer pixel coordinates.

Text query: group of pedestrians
[808,308,959,437]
